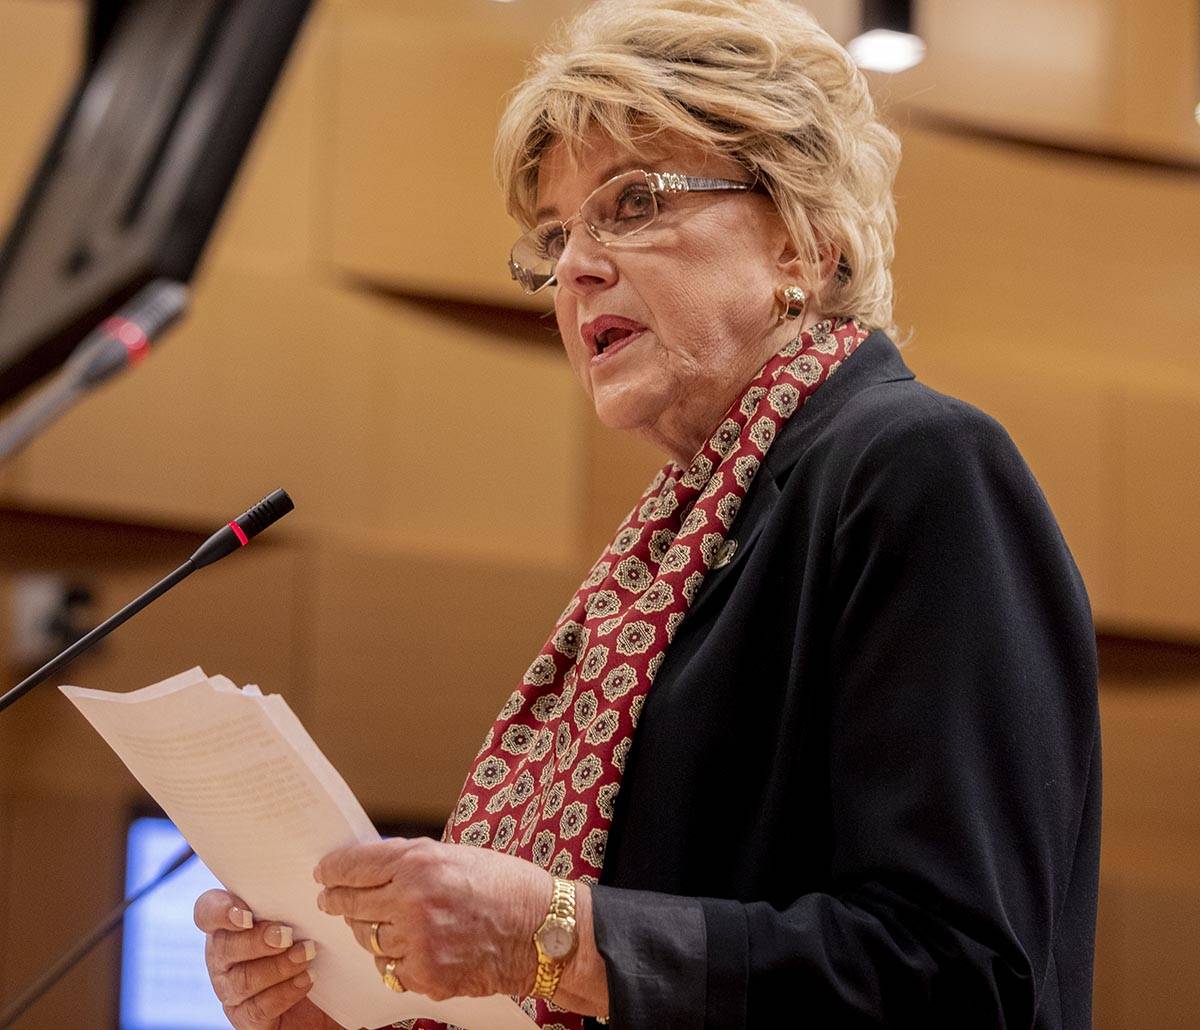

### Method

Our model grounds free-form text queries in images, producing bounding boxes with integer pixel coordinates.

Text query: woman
[195,1,1100,1027]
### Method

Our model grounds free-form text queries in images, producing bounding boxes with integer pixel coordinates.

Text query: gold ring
[382,958,405,993]
[369,921,385,957]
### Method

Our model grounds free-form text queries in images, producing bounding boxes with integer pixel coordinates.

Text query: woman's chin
[590,390,662,435]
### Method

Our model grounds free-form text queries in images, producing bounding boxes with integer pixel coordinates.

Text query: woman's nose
[554,223,617,295]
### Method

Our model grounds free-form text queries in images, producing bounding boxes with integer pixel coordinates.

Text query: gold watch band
[530,877,577,1000]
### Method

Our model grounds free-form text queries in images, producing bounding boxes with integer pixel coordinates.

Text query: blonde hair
[495,0,903,340]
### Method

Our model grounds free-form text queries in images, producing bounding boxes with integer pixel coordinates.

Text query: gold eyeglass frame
[508,170,757,295]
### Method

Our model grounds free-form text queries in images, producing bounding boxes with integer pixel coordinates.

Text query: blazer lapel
[681,330,914,625]
[685,465,781,622]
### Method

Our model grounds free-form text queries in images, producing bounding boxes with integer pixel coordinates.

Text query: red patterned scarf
[422,317,868,1029]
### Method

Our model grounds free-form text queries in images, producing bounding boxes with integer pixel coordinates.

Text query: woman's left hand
[313,837,551,1001]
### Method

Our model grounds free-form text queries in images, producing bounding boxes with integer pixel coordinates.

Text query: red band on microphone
[103,316,150,364]
[228,521,249,547]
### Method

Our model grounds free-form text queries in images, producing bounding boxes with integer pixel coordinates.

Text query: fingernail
[289,940,317,963]
[316,891,326,912]
[312,866,322,883]
[229,906,254,929]
[265,925,294,949]
[293,970,313,989]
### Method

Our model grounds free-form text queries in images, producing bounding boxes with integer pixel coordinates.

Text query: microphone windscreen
[188,489,295,570]
[233,488,295,541]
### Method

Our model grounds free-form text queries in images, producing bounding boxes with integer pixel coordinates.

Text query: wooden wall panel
[1097,664,1200,1030]
[891,127,1200,375]
[1111,0,1200,160]
[880,0,1200,162]
[328,6,530,303]
[7,268,583,567]
[1100,677,1200,864]
[1115,387,1200,639]
[580,418,664,561]
[894,0,1119,141]
[0,1,82,234]
[325,2,573,308]
[1096,874,1200,1030]
[334,287,583,567]
[307,539,580,822]
[0,796,124,1029]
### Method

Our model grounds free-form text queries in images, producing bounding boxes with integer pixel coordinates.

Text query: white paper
[61,669,537,1030]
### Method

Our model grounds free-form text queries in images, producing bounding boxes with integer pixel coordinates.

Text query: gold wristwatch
[530,877,578,1000]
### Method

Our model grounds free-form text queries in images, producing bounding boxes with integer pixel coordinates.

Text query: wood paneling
[892,0,1120,141]
[1100,674,1200,860]
[0,796,124,1029]
[1116,387,1200,639]
[1111,0,1200,160]
[1096,662,1200,1030]
[6,267,583,568]
[327,3,559,307]
[892,126,1200,376]
[1095,872,1200,1030]
[332,284,583,567]
[879,0,1200,164]
[307,538,580,822]
[0,1,83,234]
[580,417,663,561]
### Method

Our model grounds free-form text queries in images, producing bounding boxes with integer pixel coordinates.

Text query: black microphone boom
[0,488,294,715]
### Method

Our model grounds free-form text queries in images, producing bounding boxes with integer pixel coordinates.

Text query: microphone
[0,279,188,461]
[63,279,189,388]
[190,487,295,569]
[0,489,294,715]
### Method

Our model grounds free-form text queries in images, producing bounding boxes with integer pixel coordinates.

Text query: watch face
[538,920,575,959]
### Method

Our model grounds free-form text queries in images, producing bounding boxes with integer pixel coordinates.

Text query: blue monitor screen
[120,817,227,1030]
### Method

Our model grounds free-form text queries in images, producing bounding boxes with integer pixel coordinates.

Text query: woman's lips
[590,328,646,365]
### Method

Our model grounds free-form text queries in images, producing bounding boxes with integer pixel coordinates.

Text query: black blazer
[587,331,1101,1030]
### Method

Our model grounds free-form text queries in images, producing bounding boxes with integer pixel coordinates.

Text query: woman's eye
[615,186,654,221]
[535,224,567,259]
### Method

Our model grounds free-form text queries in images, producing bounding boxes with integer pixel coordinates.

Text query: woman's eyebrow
[534,160,664,222]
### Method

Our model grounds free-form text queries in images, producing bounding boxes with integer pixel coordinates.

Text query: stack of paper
[61,668,537,1030]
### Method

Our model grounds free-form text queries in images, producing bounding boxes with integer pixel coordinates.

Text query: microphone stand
[0,843,196,1028]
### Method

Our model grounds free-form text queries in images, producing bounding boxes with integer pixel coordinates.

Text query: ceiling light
[848,0,926,73]
[847,28,926,73]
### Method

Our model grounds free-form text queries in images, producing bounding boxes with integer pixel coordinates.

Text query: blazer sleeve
[588,399,1100,1029]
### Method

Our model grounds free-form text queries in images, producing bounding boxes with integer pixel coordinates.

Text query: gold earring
[776,285,807,324]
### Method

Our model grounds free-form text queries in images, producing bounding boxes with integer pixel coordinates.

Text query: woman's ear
[776,234,841,302]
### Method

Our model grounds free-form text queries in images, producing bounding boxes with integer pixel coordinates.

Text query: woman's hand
[194,888,340,1030]
[313,837,550,1002]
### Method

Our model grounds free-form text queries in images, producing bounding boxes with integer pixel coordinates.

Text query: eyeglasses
[508,169,756,295]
